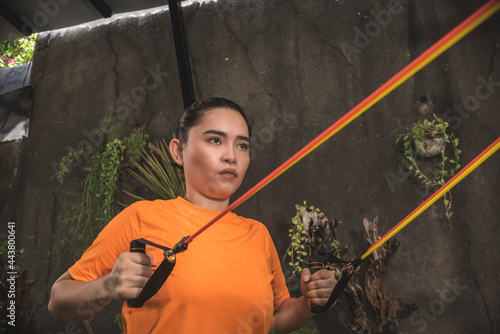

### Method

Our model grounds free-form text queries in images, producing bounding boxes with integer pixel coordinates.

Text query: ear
[169,139,184,166]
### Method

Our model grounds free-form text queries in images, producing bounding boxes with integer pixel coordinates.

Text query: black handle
[130,239,146,253]
[308,257,361,313]
[127,239,176,308]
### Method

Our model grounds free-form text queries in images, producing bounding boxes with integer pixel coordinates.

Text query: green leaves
[283,203,313,278]
[52,126,148,259]
[124,140,186,201]
[283,202,342,279]
[395,115,462,226]
[0,34,37,68]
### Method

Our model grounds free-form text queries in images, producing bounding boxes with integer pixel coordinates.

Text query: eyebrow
[203,129,250,142]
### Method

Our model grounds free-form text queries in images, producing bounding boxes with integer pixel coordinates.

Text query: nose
[222,144,236,164]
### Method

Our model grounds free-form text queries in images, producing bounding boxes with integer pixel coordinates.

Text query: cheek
[186,148,217,175]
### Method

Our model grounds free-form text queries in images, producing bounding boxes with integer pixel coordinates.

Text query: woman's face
[180,108,250,202]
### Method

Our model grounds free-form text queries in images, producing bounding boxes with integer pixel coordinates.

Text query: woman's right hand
[48,252,157,322]
[105,252,158,302]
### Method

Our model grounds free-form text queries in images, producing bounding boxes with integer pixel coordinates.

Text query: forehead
[195,108,249,135]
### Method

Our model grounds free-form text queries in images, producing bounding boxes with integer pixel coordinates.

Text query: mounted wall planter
[395,115,462,223]
[415,134,445,158]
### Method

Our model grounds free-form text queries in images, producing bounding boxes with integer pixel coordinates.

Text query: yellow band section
[257,3,500,199]
[361,140,500,260]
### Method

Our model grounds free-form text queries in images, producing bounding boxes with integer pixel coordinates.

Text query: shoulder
[127,199,166,208]
[235,215,272,238]
[125,198,176,214]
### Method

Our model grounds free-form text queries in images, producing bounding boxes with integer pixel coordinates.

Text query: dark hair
[175,97,252,143]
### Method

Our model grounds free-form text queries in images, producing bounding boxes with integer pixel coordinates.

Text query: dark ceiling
[0,0,180,41]
[1,0,196,109]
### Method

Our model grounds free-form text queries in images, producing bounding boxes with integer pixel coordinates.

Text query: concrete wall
[1,0,499,333]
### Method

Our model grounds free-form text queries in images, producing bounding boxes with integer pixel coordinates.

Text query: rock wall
[1,0,499,333]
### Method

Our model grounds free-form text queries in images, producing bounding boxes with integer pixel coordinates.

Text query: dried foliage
[336,218,419,333]
[284,206,418,333]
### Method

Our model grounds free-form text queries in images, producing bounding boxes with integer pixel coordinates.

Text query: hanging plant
[395,115,461,224]
[283,202,344,279]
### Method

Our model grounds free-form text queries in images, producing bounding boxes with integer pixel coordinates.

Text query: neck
[183,192,230,212]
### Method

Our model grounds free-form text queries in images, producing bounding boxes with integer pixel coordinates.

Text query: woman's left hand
[271,268,338,332]
[300,268,337,309]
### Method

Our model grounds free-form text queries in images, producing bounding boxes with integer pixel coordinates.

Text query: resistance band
[181,0,500,247]
[362,137,500,260]
[307,137,499,312]
[127,0,500,310]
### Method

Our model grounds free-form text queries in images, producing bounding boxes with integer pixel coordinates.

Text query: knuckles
[302,270,337,307]
[110,252,154,301]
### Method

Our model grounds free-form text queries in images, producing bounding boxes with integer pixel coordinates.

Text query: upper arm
[48,271,82,320]
[54,271,74,284]
[51,271,76,298]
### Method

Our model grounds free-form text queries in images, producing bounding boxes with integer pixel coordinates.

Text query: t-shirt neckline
[174,196,237,222]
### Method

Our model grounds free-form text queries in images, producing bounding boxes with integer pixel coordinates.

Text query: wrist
[299,296,314,317]
[98,274,115,305]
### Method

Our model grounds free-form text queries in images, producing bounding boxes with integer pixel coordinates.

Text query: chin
[204,180,242,199]
[210,191,235,200]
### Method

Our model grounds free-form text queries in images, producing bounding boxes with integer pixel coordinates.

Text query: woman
[49,97,337,333]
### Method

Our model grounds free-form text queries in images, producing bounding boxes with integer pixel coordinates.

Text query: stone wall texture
[1,0,499,333]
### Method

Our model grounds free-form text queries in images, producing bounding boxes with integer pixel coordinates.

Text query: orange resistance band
[361,137,500,260]
[184,0,500,246]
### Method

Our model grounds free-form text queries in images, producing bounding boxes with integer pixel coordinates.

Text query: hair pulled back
[175,97,252,144]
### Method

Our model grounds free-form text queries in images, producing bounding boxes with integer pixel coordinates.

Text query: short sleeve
[68,202,143,282]
[265,230,291,311]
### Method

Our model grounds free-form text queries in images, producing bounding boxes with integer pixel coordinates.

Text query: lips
[220,168,237,178]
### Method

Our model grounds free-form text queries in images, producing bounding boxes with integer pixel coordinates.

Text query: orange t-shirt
[68,197,290,333]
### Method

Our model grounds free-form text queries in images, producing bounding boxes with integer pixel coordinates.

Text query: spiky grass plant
[124,140,185,201]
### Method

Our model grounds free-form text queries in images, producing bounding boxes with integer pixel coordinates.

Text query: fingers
[130,252,155,267]
[306,289,332,307]
[123,253,155,277]
[303,269,337,306]
[301,268,311,282]
[309,268,335,280]
[108,252,157,301]
[146,252,158,267]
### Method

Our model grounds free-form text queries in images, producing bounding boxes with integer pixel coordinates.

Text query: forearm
[272,297,314,333]
[48,271,113,322]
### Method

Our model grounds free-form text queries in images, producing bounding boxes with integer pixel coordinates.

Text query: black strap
[131,238,171,252]
[308,257,361,313]
[127,256,176,308]
[127,238,178,308]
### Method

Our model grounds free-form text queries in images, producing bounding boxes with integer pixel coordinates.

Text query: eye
[209,137,221,144]
[238,143,249,150]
